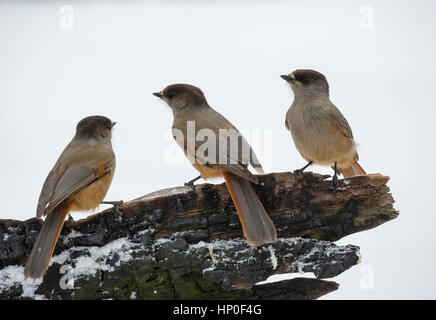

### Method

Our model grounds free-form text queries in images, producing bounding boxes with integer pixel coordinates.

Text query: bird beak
[153,92,163,98]
[112,122,116,127]
[280,75,296,82]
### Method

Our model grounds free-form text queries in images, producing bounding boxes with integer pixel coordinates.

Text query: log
[0,171,397,300]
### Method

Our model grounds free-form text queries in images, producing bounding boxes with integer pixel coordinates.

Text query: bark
[0,171,397,300]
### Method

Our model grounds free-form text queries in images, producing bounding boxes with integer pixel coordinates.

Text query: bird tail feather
[24,207,69,279]
[223,171,277,246]
[339,160,366,178]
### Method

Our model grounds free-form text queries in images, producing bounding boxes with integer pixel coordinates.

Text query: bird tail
[339,160,366,178]
[24,206,70,279]
[222,171,277,246]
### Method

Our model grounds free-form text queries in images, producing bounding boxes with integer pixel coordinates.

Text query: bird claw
[293,169,303,178]
[331,175,339,194]
[184,175,201,188]
[102,200,124,215]
[293,161,312,178]
[184,181,194,187]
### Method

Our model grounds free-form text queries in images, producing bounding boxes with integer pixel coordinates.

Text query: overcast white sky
[1,0,435,299]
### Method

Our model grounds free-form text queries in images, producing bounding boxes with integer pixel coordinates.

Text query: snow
[202,265,216,274]
[51,237,138,277]
[268,245,278,270]
[0,237,140,298]
[132,186,191,202]
[62,230,84,244]
[188,238,247,251]
[256,272,317,286]
[183,236,356,278]
[356,248,362,264]
[0,265,45,300]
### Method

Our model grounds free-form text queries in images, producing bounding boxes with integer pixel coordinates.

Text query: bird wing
[37,154,114,218]
[337,116,354,139]
[326,103,354,139]
[36,168,59,218]
[202,108,263,179]
[216,128,264,175]
[173,126,259,184]
[326,103,359,161]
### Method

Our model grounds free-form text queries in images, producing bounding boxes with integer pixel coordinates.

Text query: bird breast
[287,103,355,166]
[70,167,115,212]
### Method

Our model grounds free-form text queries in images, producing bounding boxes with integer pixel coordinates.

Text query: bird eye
[105,121,112,129]
[167,90,176,98]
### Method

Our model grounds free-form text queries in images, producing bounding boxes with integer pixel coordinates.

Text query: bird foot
[331,175,339,194]
[184,175,201,188]
[184,181,195,187]
[102,200,124,215]
[293,169,304,178]
[293,161,313,178]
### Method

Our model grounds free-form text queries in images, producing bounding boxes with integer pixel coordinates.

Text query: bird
[153,84,277,246]
[281,69,366,192]
[24,115,117,278]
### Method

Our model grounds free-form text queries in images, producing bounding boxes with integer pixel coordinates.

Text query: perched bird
[153,84,277,246]
[24,116,116,278]
[281,69,366,191]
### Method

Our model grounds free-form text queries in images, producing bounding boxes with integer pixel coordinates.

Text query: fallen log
[0,171,397,299]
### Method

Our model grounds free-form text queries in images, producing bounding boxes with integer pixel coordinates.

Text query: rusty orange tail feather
[339,160,366,178]
[24,204,70,279]
[222,171,276,246]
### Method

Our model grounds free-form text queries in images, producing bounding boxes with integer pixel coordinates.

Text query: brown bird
[281,69,366,191]
[153,84,277,246]
[24,116,116,278]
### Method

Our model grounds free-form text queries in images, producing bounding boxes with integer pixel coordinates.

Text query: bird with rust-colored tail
[153,84,276,246]
[24,116,117,278]
[281,69,366,192]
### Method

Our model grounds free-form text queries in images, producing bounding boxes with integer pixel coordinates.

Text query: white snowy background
[1,0,435,299]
